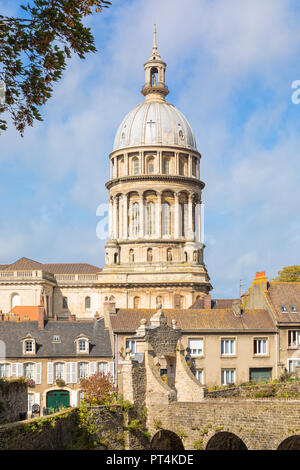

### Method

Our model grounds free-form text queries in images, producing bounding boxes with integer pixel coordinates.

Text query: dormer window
[291,306,297,313]
[75,335,89,355]
[22,335,36,355]
[281,305,287,312]
[53,335,61,343]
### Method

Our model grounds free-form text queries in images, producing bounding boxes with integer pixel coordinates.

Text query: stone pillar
[156,192,162,238]
[188,193,194,240]
[113,196,118,239]
[109,197,113,239]
[175,152,179,174]
[174,193,180,239]
[158,151,162,174]
[139,192,144,238]
[141,151,145,174]
[123,193,128,239]
[110,159,113,180]
[188,154,192,177]
[196,200,202,243]
[125,153,129,176]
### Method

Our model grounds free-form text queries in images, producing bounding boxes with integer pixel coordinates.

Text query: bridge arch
[206,431,248,450]
[150,429,185,450]
[277,435,300,450]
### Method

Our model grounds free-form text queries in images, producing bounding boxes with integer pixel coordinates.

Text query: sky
[1,0,300,298]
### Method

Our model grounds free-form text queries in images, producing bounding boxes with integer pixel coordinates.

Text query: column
[110,159,113,180]
[109,197,113,239]
[139,193,144,238]
[188,154,192,177]
[113,196,118,239]
[156,192,162,238]
[125,153,129,176]
[187,193,194,240]
[175,152,179,175]
[158,151,162,174]
[174,193,179,239]
[141,152,145,174]
[123,193,128,239]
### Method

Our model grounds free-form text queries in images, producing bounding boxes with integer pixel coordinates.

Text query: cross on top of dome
[142,25,169,102]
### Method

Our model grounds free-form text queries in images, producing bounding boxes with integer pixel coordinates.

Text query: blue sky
[1,0,300,298]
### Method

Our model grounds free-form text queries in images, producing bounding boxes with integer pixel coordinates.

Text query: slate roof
[0,318,112,358]
[110,308,276,332]
[267,282,300,323]
[0,257,102,274]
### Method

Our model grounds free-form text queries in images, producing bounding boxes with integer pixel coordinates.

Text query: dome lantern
[141,25,169,102]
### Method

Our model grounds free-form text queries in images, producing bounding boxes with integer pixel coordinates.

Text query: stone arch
[277,435,300,450]
[206,432,248,450]
[151,430,185,450]
[11,292,21,309]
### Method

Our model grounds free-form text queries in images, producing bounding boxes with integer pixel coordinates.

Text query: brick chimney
[253,271,268,290]
[38,306,45,330]
[203,293,212,309]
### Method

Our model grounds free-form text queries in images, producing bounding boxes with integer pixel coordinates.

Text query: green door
[249,368,272,383]
[46,390,70,412]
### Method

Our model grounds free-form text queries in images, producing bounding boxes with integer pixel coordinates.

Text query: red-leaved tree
[80,372,117,405]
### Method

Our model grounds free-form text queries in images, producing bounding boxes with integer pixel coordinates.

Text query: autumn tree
[0,0,111,135]
[80,372,117,405]
[273,266,300,282]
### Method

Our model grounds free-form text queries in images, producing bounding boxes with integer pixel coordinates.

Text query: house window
[288,331,300,347]
[163,158,170,174]
[195,369,204,384]
[0,363,10,378]
[133,158,139,175]
[221,369,235,385]
[78,391,85,404]
[25,340,34,353]
[28,393,35,413]
[62,297,68,309]
[78,362,88,379]
[85,296,91,310]
[98,362,108,375]
[79,339,88,352]
[189,339,203,356]
[126,339,136,355]
[288,359,300,373]
[221,338,235,356]
[254,338,267,355]
[24,363,35,379]
[54,363,64,380]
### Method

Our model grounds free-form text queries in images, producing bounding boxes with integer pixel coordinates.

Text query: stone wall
[147,400,300,450]
[204,381,300,400]
[0,379,27,424]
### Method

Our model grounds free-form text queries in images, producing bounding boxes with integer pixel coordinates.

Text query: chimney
[38,306,45,330]
[253,271,268,290]
[203,293,212,309]
[103,296,116,315]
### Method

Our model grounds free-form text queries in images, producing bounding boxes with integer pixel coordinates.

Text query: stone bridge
[147,400,300,450]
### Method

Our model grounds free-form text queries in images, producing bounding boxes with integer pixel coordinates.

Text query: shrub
[80,372,117,405]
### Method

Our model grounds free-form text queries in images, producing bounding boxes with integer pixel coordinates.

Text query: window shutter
[66,362,71,384]
[11,363,17,377]
[89,362,96,376]
[35,363,42,384]
[71,390,77,407]
[109,361,115,383]
[71,362,77,383]
[34,393,40,405]
[47,362,53,384]
[17,363,23,378]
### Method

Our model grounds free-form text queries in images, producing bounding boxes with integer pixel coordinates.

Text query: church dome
[113,101,197,152]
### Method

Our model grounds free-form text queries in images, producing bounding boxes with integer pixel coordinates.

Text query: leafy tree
[273,266,300,282]
[0,0,111,135]
[80,372,117,405]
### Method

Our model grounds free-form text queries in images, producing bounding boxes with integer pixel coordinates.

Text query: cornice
[106,174,205,190]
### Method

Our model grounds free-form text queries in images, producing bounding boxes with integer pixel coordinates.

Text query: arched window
[131,202,140,237]
[133,296,140,309]
[163,158,170,174]
[85,296,91,310]
[129,249,134,263]
[146,202,156,236]
[179,158,187,176]
[156,296,162,308]
[179,202,188,237]
[119,158,124,177]
[147,248,153,262]
[162,202,171,236]
[192,157,197,176]
[114,252,119,264]
[147,157,155,174]
[132,158,139,175]
[167,248,172,262]
[151,67,158,86]
[11,293,20,309]
[62,297,68,309]
[184,251,188,262]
